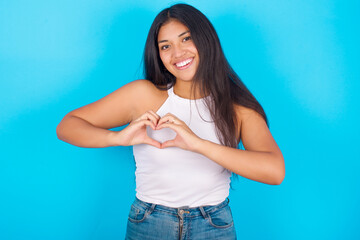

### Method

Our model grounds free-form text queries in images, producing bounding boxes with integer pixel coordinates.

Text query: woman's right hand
[116,110,161,148]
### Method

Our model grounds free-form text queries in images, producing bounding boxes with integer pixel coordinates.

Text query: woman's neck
[173,80,204,100]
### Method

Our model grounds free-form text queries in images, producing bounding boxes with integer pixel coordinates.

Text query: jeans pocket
[128,202,150,223]
[207,205,234,229]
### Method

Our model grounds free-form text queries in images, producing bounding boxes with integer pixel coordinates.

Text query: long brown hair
[144,4,267,148]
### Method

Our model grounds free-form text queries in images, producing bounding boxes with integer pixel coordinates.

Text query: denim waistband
[134,197,230,218]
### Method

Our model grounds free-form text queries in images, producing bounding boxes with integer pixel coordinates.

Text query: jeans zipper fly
[178,210,184,240]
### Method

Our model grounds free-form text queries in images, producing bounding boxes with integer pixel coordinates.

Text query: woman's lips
[174,57,194,70]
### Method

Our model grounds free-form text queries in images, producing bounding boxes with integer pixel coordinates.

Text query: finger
[162,112,175,117]
[161,139,176,148]
[162,113,179,120]
[134,119,157,130]
[158,115,179,126]
[135,111,153,121]
[136,112,159,126]
[143,136,161,148]
[146,110,161,123]
[145,113,159,126]
[147,110,161,119]
[156,122,179,131]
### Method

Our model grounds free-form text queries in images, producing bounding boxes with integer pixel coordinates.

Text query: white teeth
[175,58,192,67]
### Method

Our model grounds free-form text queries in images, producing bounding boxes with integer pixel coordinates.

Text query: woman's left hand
[156,113,203,151]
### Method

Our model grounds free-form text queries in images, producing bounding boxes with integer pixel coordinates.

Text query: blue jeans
[125,197,237,240]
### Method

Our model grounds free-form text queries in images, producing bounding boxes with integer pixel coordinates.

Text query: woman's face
[157,20,199,83]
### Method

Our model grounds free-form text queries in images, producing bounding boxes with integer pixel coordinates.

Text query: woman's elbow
[271,169,285,185]
[56,114,73,142]
[271,156,285,185]
[56,121,66,141]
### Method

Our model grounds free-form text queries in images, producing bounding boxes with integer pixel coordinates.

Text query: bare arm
[56,80,165,148]
[196,144,285,185]
[56,115,118,148]
[197,107,285,185]
[157,107,285,185]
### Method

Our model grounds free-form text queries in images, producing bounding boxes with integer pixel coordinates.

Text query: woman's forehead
[157,20,190,42]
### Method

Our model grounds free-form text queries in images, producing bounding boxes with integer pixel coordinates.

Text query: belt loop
[199,206,207,219]
[148,203,156,215]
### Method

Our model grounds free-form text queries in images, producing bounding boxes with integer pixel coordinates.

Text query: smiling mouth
[174,58,193,69]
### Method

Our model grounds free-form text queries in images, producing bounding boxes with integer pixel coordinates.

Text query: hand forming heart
[117,110,201,151]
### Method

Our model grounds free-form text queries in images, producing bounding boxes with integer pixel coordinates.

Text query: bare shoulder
[234,104,265,123]
[124,79,157,91]
[124,80,168,117]
[67,79,168,129]
[234,104,265,131]
[234,104,280,153]
[234,104,269,145]
[125,79,165,98]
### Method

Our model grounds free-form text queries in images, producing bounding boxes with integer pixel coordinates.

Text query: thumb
[161,139,176,149]
[143,136,161,148]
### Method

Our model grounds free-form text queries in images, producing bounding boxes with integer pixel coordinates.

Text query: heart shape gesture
[117,110,201,151]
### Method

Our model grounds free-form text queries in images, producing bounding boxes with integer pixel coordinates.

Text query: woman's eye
[183,36,192,42]
[160,45,169,50]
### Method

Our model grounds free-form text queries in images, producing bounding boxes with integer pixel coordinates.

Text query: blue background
[1,0,359,239]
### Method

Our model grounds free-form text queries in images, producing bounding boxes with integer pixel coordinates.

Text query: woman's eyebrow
[158,31,190,44]
[178,30,190,37]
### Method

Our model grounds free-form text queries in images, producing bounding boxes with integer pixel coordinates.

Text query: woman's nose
[172,44,185,58]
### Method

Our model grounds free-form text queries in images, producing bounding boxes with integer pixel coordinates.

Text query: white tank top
[133,86,231,208]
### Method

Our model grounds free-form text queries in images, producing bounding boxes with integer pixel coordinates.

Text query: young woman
[57,3,285,240]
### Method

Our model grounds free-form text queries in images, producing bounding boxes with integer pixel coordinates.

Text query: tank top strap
[167,86,175,98]
[166,85,208,103]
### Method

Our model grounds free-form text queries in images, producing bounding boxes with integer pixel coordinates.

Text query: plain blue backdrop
[1,0,359,239]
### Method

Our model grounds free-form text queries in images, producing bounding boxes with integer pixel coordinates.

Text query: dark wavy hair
[144,3,267,148]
